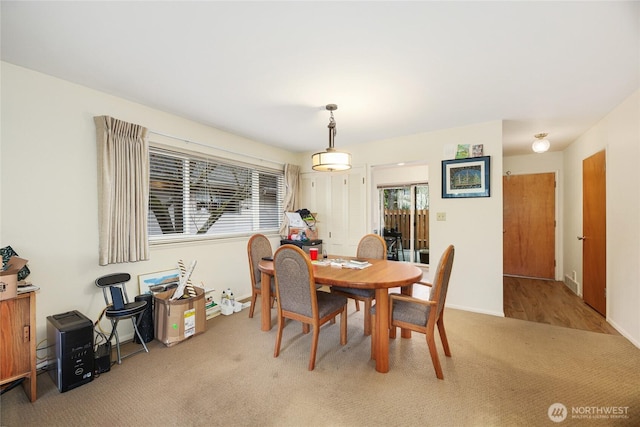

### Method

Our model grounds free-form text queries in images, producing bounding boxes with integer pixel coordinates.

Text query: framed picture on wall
[441,156,490,198]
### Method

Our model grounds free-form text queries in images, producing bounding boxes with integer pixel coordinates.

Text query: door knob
[577,236,586,241]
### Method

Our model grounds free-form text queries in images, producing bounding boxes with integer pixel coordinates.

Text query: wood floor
[503,275,620,335]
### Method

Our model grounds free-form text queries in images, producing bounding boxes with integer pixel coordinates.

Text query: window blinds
[148,146,284,241]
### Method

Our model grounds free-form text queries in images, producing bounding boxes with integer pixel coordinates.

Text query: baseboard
[607,319,640,349]
[446,303,504,318]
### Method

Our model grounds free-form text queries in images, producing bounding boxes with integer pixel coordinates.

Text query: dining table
[258,256,423,373]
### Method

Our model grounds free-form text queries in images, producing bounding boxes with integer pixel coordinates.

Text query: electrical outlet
[436,212,446,221]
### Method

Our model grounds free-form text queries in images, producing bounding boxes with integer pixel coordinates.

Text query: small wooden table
[258,257,422,373]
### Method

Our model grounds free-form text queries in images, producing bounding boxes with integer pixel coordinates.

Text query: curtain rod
[148,130,285,167]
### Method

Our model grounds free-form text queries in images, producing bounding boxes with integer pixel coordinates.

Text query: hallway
[503,276,619,335]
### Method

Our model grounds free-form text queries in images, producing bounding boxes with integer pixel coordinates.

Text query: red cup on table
[309,247,318,260]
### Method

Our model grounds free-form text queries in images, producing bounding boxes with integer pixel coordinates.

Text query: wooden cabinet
[0,291,37,402]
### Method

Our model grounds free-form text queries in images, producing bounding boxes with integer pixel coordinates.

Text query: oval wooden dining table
[258,256,423,373]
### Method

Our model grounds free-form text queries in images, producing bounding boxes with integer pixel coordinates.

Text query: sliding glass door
[378,184,429,264]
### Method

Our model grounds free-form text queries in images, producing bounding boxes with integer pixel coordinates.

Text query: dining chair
[95,273,150,364]
[273,244,348,371]
[330,233,386,335]
[247,233,276,319]
[371,244,455,379]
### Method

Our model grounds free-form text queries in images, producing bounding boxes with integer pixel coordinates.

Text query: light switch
[436,212,446,221]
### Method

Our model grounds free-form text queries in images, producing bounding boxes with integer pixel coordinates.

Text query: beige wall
[563,90,640,346]
[1,62,297,344]
[2,61,638,349]
[300,121,505,317]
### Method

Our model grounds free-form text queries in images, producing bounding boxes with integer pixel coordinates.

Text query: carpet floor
[2,303,639,426]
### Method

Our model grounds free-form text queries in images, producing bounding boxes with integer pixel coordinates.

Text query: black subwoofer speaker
[134,294,154,343]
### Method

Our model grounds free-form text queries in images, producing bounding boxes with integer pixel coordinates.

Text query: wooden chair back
[356,234,387,260]
[247,234,273,290]
[273,244,316,318]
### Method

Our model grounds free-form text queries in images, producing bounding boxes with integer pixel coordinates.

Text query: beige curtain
[94,116,150,265]
[279,163,301,236]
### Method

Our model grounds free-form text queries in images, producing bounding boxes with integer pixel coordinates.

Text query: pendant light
[311,104,352,171]
[532,133,551,153]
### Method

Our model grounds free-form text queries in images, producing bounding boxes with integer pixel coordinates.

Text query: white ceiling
[2,1,638,156]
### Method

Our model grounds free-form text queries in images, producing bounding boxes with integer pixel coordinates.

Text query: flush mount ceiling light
[532,133,551,153]
[311,104,352,171]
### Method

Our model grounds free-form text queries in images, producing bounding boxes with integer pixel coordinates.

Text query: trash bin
[134,293,154,343]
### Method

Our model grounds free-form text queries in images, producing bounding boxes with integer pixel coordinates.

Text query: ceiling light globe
[532,138,550,153]
[532,133,551,153]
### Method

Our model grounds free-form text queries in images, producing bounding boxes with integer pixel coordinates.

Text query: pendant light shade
[532,133,551,153]
[311,149,352,172]
[312,104,352,171]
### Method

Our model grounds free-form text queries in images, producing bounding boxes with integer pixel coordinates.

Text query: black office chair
[95,273,149,364]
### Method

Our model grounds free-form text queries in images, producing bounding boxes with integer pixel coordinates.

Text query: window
[148,146,284,242]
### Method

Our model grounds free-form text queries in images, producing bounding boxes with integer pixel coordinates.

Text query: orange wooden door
[503,173,555,279]
[582,150,606,316]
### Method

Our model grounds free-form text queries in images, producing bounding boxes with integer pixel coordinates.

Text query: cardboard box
[0,256,28,301]
[154,286,206,347]
[0,272,17,301]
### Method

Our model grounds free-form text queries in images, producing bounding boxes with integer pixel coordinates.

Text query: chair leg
[437,316,451,357]
[274,316,284,358]
[109,319,122,364]
[108,316,150,365]
[340,307,347,346]
[354,299,360,311]
[309,324,320,370]
[388,301,397,339]
[131,317,149,354]
[426,331,444,380]
[249,292,257,318]
[389,325,397,339]
[363,299,372,336]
